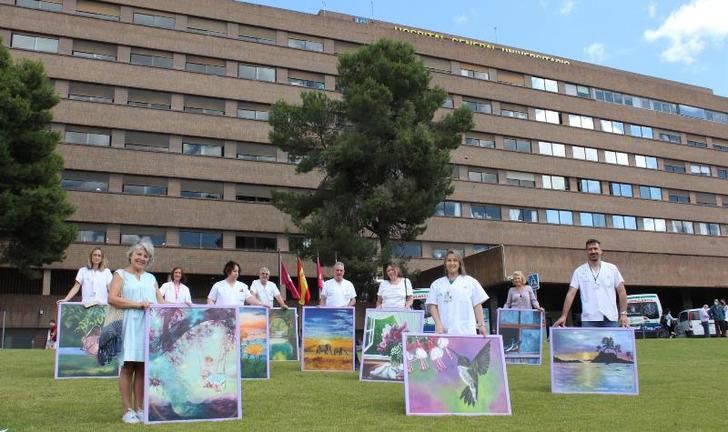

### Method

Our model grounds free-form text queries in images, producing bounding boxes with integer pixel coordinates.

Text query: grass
[1,339,726,431]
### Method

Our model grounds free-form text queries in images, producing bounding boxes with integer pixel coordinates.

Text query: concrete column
[54,80,69,98]
[323,38,334,54]
[324,75,336,91]
[277,67,288,85]
[166,228,179,247]
[114,87,128,105]
[167,179,181,197]
[222,231,236,249]
[224,100,238,117]
[171,94,184,111]
[226,22,238,38]
[42,269,51,296]
[106,225,121,244]
[223,183,236,201]
[108,174,123,193]
[226,60,238,78]
[173,53,185,70]
[62,0,77,13]
[119,6,134,23]
[174,14,187,31]
[58,38,73,55]
[224,141,237,159]
[111,129,125,148]
[169,135,182,154]
[117,46,131,63]
[276,30,288,47]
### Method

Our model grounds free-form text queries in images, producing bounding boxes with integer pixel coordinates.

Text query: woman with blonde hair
[108,239,165,424]
[426,250,489,335]
[58,247,112,305]
[503,270,544,312]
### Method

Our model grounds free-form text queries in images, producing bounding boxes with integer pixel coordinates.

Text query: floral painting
[403,334,511,416]
[55,303,119,379]
[239,307,269,379]
[496,308,543,365]
[144,305,241,424]
[551,327,638,395]
[301,307,355,372]
[268,308,299,361]
[359,309,424,382]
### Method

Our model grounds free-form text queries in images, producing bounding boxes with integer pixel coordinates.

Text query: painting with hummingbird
[402,334,511,415]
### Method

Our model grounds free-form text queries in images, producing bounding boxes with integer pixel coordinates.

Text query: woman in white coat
[426,250,489,336]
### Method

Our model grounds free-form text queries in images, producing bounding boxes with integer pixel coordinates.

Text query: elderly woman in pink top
[503,271,544,312]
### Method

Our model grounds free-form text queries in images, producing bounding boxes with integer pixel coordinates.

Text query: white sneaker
[122,409,140,424]
[136,409,144,422]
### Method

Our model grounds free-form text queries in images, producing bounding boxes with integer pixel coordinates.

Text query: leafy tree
[270,39,473,292]
[0,39,76,274]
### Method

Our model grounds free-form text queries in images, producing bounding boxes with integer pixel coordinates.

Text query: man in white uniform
[554,239,629,327]
[320,262,356,307]
[250,267,288,309]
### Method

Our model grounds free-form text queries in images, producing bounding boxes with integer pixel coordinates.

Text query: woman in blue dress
[108,239,164,424]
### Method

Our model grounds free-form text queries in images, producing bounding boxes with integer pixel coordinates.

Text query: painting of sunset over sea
[551,328,638,395]
[301,307,355,372]
[239,307,269,380]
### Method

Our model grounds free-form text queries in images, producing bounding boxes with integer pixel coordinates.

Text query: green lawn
[0,339,726,431]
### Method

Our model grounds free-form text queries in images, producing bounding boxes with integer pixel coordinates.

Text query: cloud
[644,0,728,64]
[559,0,576,15]
[647,2,657,18]
[452,8,479,25]
[583,43,606,63]
[453,13,469,25]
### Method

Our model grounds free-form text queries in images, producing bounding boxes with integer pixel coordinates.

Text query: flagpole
[277,249,285,302]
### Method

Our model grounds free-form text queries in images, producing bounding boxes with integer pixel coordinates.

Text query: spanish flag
[297,258,310,306]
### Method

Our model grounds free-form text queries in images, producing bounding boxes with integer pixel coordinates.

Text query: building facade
[1,0,727,344]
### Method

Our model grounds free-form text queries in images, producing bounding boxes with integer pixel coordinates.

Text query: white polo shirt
[75,267,113,305]
[377,278,413,309]
[208,280,251,306]
[322,278,356,307]
[250,279,281,308]
[426,275,488,335]
[569,261,624,322]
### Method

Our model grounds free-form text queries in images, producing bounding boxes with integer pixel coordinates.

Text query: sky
[239,0,728,98]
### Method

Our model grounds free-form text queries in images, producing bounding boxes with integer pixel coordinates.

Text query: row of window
[434,201,725,237]
[75,224,278,250]
[462,166,726,207]
[15,0,728,129]
[75,222,491,259]
[463,134,727,181]
[61,126,281,161]
[61,170,290,203]
[451,95,728,161]
[10,33,326,90]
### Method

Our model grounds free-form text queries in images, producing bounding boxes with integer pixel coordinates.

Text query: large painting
[301,307,355,372]
[496,308,543,365]
[550,327,638,395]
[239,307,269,380]
[55,303,119,379]
[403,334,511,416]
[144,305,241,424]
[359,308,424,382]
[268,308,299,361]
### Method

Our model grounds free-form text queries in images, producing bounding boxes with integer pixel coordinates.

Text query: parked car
[676,308,715,337]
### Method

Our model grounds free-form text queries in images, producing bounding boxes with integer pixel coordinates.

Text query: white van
[676,308,716,337]
[626,294,663,336]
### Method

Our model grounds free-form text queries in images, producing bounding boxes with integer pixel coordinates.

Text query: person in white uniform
[376,262,413,309]
[554,238,629,328]
[426,250,489,336]
[58,247,113,305]
[158,266,192,305]
[108,239,165,424]
[320,261,357,307]
[250,266,288,309]
[207,260,266,307]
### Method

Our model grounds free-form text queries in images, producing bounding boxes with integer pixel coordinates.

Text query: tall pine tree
[270,39,473,292]
[0,39,76,273]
